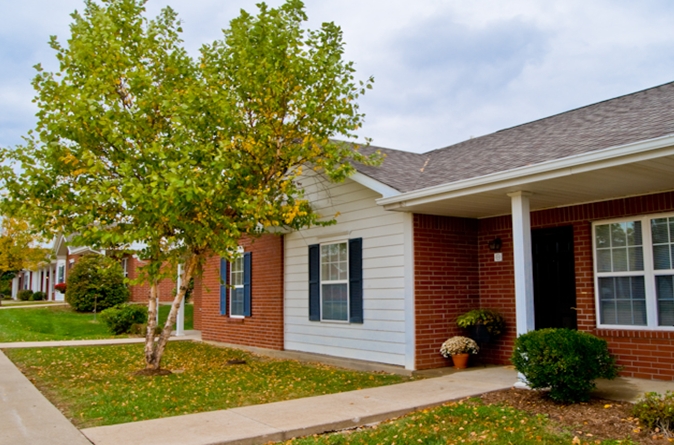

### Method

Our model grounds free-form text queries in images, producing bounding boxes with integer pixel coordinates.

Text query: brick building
[197,81,674,381]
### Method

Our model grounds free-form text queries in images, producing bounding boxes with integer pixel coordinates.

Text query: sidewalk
[81,367,518,445]
[0,330,201,350]
[0,333,202,445]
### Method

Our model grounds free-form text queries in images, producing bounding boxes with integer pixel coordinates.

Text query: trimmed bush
[633,391,674,434]
[100,304,148,335]
[17,289,33,301]
[31,291,46,301]
[511,328,619,403]
[66,255,129,312]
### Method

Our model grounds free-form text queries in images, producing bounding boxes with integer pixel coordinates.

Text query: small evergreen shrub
[100,304,148,335]
[31,291,46,301]
[17,289,33,301]
[66,255,130,312]
[633,391,674,435]
[511,328,619,403]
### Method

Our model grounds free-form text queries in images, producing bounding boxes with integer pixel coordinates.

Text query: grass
[284,399,636,445]
[0,303,193,342]
[4,342,411,428]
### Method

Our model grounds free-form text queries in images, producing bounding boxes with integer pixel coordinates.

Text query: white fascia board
[378,134,674,208]
[350,171,400,198]
[68,246,102,255]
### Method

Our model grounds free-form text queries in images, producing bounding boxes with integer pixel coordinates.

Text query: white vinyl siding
[284,175,409,367]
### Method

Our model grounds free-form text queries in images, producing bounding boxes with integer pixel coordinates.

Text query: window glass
[656,275,674,326]
[595,221,643,273]
[320,243,348,321]
[230,256,244,316]
[652,217,674,271]
[598,276,646,326]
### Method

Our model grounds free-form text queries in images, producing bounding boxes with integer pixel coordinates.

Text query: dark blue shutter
[349,238,363,323]
[308,244,320,321]
[219,257,228,315]
[243,252,252,317]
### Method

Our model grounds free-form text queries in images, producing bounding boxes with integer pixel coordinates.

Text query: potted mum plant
[456,308,505,344]
[440,336,479,369]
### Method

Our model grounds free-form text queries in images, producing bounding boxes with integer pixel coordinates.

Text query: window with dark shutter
[219,257,227,316]
[243,252,252,317]
[308,238,363,323]
[349,238,363,323]
[308,244,320,321]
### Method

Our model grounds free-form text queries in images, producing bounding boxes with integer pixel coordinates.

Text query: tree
[0,218,50,284]
[0,0,378,372]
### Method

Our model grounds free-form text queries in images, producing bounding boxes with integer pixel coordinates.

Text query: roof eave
[377,133,674,210]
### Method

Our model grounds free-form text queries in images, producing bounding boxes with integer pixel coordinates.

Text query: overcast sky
[1,0,673,154]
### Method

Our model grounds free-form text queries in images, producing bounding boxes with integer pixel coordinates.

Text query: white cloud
[1,0,674,152]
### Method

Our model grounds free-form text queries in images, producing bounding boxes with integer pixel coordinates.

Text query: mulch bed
[480,388,672,444]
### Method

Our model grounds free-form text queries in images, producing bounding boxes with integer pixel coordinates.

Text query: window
[230,256,245,317]
[121,258,128,278]
[57,265,65,283]
[594,214,674,329]
[219,252,251,317]
[308,238,363,323]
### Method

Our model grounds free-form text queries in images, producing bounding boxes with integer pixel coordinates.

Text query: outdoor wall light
[488,237,502,252]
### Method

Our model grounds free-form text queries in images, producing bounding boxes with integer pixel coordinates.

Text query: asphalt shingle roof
[356,81,674,193]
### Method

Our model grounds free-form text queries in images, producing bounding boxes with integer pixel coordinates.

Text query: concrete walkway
[1,333,673,445]
[81,367,518,445]
[0,331,201,350]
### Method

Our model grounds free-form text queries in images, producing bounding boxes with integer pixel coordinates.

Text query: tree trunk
[143,254,198,372]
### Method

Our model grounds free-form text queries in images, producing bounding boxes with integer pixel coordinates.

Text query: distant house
[195,81,674,381]
[12,235,175,303]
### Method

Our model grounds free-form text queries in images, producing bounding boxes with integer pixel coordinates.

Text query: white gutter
[377,133,674,208]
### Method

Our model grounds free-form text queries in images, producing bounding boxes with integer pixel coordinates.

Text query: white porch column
[11,277,19,299]
[509,191,535,388]
[508,191,535,334]
[42,268,48,294]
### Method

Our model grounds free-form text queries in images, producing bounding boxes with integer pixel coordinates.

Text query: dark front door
[532,226,577,329]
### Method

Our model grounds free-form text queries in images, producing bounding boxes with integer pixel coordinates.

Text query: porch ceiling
[379,141,674,219]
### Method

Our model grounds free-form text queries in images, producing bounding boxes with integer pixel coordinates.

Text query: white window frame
[57,264,65,284]
[229,248,245,318]
[320,241,349,323]
[593,212,674,330]
[121,258,128,278]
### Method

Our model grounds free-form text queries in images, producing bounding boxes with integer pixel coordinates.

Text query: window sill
[226,317,244,324]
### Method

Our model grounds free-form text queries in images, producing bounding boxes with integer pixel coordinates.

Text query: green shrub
[66,255,129,312]
[511,328,619,403]
[31,291,46,301]
[100,304,148,335]
[17,289,33,301]
[633,391,674,434]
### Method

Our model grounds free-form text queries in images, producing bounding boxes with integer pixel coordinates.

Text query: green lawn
[1,300,65,306]
[0,303,193,342]
[4,342,411,428]
[284,399,635,445]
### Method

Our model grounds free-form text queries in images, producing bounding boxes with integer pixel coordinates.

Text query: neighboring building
[11,235,175,303]
[196,81,674,381]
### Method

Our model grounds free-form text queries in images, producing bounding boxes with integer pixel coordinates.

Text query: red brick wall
[414,214,479,370]
[126,256,176,303]
[477,191,674,380]
[197,234,284,350]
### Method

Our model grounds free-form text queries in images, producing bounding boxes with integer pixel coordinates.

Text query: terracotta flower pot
[452,353,470,369]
